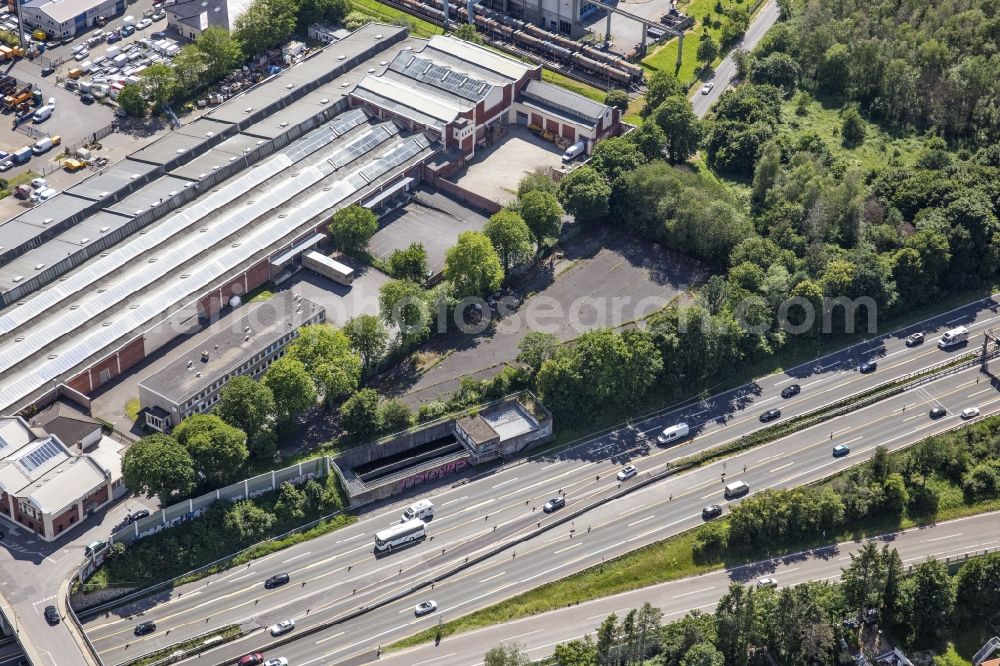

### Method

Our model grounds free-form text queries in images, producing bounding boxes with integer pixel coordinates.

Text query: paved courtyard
[452,126,563,205]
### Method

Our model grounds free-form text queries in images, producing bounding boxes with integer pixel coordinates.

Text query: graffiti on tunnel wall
[396,458,470,491]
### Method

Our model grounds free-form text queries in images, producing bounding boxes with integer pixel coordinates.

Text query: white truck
[938,326,969,349]
[31,137,53,154]
[32,104,54,122]
[561,139,586,163]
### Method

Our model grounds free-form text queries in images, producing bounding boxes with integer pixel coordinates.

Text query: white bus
[374,518,426,552]
[302,250,354,285]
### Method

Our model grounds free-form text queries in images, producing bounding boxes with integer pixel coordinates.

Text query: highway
[77,294,1000,665]
[172,359,1000,666]
[691,0,780,118]
[378,511,1000,666]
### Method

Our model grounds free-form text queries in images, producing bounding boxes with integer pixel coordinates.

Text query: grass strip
[124,625,242,666]
[350,0,444,38]
[541,70,606,103]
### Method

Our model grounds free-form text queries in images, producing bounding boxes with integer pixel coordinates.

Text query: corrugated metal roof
[519,79,608,125]
[482,402,538,441]
[424,35,535,82]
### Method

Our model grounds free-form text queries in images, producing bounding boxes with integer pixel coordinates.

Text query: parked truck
[32,136,54,154]
[561,139,586,163]
[13,146,32,164]
[32,104,53,122]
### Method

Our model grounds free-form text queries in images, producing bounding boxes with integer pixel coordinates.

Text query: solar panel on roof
[0,433,7,449]
[16,438,63,474]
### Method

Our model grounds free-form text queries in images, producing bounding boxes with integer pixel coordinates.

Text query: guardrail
[117,625,244,666]
[185,462,694,666]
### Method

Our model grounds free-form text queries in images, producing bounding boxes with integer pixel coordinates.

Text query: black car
[759,408,781,423]
[43,606,59,624]
[905,332,925,347]
[859,361,877,373]
[264,573,290,589]
[80,94,95,104]
[543,497,565,513]
[41,66,55,76]
[929,407,947,419]
[702,504,723,520]
[134,621,156,636]
[131,509,150,521]
[151,31,166,39]
[780,384,801,399]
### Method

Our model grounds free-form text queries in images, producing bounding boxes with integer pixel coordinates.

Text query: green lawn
[351,0,444,38]
[124,397,141,422]
[542,69,606,103]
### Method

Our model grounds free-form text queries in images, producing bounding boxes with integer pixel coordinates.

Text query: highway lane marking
[441,496,468,506]
[671,586,715,599]
[968,387,994,397]
[507,628,544,641]
[554,542,582,555]
[842,436,863,445]
[924,533,961,543]
[283,551,311,563]
[412,653,455,666]
[770,462,794,473]
[314,630,345,644]
[947,316,965,324]
[479,571,506,583]
[627,515,655,527]
[902,414,921,422]
[335,532,365,543]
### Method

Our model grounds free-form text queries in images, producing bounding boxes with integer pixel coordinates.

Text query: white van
[656,422,690,445]
[723,480,750,499]
[32,105,54,122]
[938,326,969,349]
[401,499,434,522]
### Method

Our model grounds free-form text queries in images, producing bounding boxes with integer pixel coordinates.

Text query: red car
[238,655,264,666]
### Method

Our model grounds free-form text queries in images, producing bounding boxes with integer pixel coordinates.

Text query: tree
[172,413,249,484]
[604,88,629,112]
[558,167,610,224]
[643,70,684,116]
[697,34,719,69]
[263,357,316,426]
[379,279,432,345]
[344,314,389,374]
[328,204,378,255]
[121,434,196,505]
[629,119,667,160]
[681,642,725,666]
[818,43,850,96]
[195,27,244,81]
[171,46,208,96]
[589,136,645,186]
[484,210,535,274]
[386,242,429,282]
[841,105,866,147]
[953,552,1000,623]
[298,0,350,30]
[517,169,558,197]
[551,637,597,666]
[379,398,413,433]
[516,331,559,374]
[483,643,530,666]
[274,481,307,522]
[901,558,954,647]
[117,84,146,117]
[140,63,177,108]
[595,613,618,665]
[749,52,800,93]
[340,389,383,438]
[216,376,277,460]
[841,542,888,621]
[445,231,504,298]
[234,0,297,55]
[518,190,563,247]
[287,324,362,404]
[653,97,703,164]
[453,23,483,44]
[224,500,276,541]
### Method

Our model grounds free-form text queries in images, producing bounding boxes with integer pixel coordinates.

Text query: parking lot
[452,126,564,205]
[582,0,682,55]
[369,188,491,275]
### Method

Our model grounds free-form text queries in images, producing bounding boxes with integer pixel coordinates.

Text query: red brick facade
[51,504,80,537]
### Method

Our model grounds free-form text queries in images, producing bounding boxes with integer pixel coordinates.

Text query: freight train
[390,0,645,85]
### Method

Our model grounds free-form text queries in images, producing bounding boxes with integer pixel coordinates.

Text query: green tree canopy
[386,242,429,282]
[697,34,719,68]
[263,356,317,426]
[379,279,432,346]
[140,63,177,108]
[604,88,629,112]
[122,434,196,505]
[344,314,389,374]
[444,231,504,298]
[379,398,413,433]
[643,70,685,116]
[234,0,297,55]
[484,210,535,274]
[216,375,277,460]
[117,84,146,117]
[653,96,703,164]
[517,169,559,198]
[195,27,244,80]
[517,190,563,247]
[328,204,379,255]
[516,331,559,375]
[558,166,611,224]
[287,324,362,404]
[453,23,483,44]
[223,500,276,541]
[172,413,249,484]
[339,388,383,438]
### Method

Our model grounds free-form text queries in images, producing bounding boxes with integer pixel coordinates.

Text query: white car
[269,619,294,636]
[136,18,152,29]
[0,161,13,172]
[961,407,980,419]
[414,600,438,616]
[74,49,89,61]
[757,577,778,588]
[700,81,715,95]
[616,465,638,481]
[264,659,289,666]
[30,178,47,189]
[71,43,85,54]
